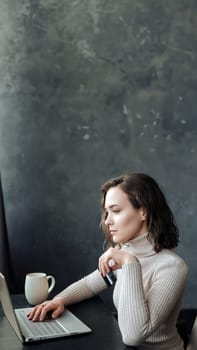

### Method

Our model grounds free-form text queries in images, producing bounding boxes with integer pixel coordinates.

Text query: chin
[112,236,121,244]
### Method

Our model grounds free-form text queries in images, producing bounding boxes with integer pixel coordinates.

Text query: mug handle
[47,275,56,294]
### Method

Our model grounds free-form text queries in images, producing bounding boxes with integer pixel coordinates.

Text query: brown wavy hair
[100,173,179,253]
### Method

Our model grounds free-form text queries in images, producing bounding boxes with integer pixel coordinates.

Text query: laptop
[0,272,92,343]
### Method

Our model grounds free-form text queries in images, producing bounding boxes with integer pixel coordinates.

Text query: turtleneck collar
[120,233,156,258]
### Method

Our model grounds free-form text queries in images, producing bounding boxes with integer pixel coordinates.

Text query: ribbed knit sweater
[56,234,188,350]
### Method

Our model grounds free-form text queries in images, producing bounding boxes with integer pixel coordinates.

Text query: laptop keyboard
[15,309,68,338]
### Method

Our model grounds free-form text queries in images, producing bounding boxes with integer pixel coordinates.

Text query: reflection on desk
[0,294,136,350]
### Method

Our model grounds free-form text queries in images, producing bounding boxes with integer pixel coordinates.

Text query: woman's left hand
[98,247,137,276]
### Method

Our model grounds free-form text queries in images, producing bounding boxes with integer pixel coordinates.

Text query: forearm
[54,269,108,306]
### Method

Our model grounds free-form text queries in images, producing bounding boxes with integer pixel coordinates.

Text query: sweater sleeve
[116,259,188,346]
[54,269,108,305]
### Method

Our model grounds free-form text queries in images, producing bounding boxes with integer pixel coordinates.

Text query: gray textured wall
[0,0,197,308]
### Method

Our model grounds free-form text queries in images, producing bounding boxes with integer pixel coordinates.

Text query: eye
[112,208,120,213]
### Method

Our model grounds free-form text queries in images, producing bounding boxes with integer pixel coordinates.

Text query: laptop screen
[0,273,24,342]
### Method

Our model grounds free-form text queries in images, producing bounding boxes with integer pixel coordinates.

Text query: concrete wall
[0,0,197,307]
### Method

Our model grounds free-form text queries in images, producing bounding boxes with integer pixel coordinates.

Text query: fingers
[27,301,56,322]
[99,255,110,276]
[99,250,116,276]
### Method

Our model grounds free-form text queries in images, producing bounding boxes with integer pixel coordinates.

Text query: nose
[105,213,112,225]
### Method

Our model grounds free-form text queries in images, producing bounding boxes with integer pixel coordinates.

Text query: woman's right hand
[27,296,65,322]
[99,247,137,277]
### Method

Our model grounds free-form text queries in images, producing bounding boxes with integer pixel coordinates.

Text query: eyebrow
[105,204,120,210]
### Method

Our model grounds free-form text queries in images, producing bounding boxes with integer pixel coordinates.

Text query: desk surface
[0,294,135,350]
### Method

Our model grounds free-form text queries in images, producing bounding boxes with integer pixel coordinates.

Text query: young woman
[28,173,188,350]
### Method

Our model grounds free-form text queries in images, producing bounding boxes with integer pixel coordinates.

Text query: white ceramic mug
[25,272,56,305]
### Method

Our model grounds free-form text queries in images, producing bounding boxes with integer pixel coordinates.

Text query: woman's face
[104,186,148,244]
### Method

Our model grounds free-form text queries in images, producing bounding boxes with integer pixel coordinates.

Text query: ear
[140,208,147,221]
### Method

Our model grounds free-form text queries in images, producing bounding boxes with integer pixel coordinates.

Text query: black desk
[0,295,135,350]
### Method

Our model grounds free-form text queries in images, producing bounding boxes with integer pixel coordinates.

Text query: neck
[121,233,156,258]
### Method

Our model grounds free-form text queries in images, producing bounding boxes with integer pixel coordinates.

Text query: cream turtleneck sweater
[56,234,188,350]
